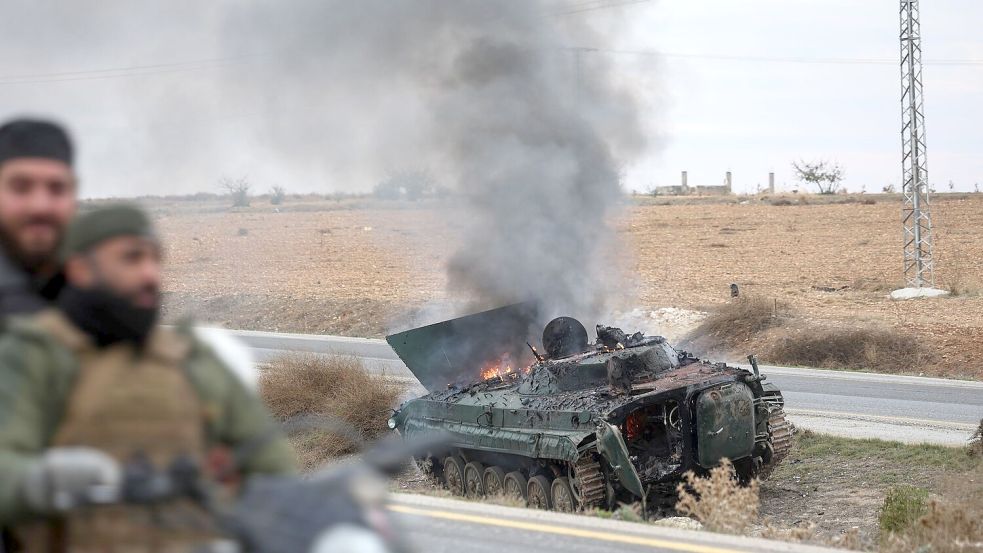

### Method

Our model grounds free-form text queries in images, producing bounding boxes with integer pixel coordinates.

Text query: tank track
[759,395,794,480]
[573,454,606,510]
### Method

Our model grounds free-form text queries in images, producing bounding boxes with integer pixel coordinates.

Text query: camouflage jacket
[0,314,296,524]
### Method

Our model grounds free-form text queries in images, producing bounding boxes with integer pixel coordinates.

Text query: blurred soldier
[0,119,76,318]
[0,205,295,551]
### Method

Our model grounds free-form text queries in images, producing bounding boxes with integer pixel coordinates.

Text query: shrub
[270,185,286,205]
[768,327,931,372]
[880,486,929,534]
[220,176,251,207]
[881,470,983,553]
[259,354,405,469]
[884,498,983,553]
[970,419,983,457]
[689,296,780,347]
[675,459,759,534]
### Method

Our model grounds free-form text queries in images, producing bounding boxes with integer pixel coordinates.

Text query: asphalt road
[226,328,983,445]
[389,493,840,553]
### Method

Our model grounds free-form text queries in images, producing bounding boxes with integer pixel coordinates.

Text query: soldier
[0,204,295,551]
[0,119,76,318]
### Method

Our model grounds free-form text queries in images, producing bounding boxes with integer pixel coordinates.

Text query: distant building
[653,184,691,196]
[653,171,732,196]
[692,184,731,196]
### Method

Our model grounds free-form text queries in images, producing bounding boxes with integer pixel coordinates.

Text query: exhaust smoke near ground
[219,0,648,323]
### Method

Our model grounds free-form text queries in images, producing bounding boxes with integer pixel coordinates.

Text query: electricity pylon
[900,0,934,288]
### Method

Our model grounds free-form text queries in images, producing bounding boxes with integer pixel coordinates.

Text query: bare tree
[220,177,251,207]
[270,185,286,205]
[792,160,844,195]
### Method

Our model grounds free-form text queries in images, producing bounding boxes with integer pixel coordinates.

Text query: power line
[0,12,978,87]
[553,0,652,16]
[0,56,248,81]
[0,56,255,86]
[569,46,983,66]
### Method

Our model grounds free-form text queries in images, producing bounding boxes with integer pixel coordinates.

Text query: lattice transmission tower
[899,0,934,287]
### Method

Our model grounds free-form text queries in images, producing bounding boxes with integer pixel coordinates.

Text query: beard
[58,284,160,346]
[0,215,64,273]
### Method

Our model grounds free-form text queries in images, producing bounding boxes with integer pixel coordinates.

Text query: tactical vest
[15,310,222,553]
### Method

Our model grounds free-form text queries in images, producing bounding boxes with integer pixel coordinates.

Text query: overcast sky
[0,0,979,197]
[617,0,982,193]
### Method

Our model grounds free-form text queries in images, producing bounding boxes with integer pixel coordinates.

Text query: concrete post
[768,172,775,194]
[681,170,688,193]
[725,171,732,193]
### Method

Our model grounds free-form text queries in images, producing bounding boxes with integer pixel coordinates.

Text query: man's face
[67,236,162,310]
[0,158,77,271]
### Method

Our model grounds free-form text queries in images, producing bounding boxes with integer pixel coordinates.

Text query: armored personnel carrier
[386,304,792,511]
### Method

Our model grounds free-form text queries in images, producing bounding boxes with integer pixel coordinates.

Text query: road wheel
[463,461,486,498]
[443,456,466,496]
[551,477,577,512]
[527,475,553,510]
[503,471,527,503]
[483,466,507,497]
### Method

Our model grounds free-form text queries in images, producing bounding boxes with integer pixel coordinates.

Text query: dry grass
[970,419,983,457]
[850,277,896,293]
[259,354,405,469]
[881,466,983,553]
[687,296,781,348]
[767,327,933,373]
[675,459,760,534]
[759,521,819,544]
[942,263,981,297]
[685,296,934,373]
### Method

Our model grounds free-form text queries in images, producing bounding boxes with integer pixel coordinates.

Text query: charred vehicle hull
[387,305,792,511]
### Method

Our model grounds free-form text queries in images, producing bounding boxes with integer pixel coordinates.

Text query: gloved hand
[21,447,121,513]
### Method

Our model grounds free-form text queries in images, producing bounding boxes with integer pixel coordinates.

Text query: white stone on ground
[609,307,708,343]
[652,517,704,531]
[889,287,950,300]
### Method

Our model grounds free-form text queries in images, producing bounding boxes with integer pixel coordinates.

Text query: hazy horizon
[0,0,979,198]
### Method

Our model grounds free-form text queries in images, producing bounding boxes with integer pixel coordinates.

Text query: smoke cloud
[217,0,648,320]
[0,1,651,323]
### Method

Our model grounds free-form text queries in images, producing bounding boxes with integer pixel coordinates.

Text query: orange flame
[480,354,516,381]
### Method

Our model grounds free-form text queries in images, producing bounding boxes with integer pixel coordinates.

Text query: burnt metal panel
[386,303,540,392]
[695,383,756,467]
[596,421,645,498]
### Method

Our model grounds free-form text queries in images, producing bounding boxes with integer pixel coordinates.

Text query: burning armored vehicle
[386,304,792,511]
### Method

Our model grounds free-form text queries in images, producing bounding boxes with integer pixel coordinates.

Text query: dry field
[151,193,983,379]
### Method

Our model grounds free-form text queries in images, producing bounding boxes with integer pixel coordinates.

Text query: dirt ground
[390,431,983,549]
[757,431,981,547]
[152,193,983,379]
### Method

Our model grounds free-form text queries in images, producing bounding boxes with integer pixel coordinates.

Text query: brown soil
[153,193,983,379]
